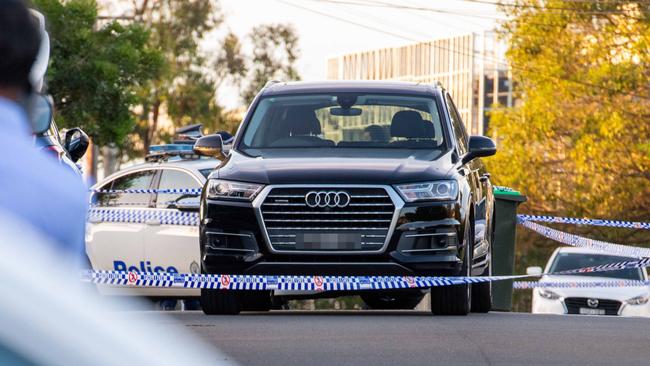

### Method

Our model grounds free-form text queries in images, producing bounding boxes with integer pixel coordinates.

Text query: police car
[86,135,220,299]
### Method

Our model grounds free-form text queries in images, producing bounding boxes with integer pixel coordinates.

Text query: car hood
[214,150,455,185]
[539,275,649,301]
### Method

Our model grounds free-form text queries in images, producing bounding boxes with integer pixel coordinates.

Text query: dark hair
[0,0,41,90]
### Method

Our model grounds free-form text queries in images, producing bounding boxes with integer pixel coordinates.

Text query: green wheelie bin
[491,186,527,311]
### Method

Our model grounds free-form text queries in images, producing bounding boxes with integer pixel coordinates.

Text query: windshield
[239,94,446,156]
[549,253,644,280]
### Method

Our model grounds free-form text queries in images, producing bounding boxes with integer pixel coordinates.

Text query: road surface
[135,310,650,365]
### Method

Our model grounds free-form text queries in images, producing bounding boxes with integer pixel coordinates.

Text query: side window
[156,169,201,209]
[93,170,156,207]
[446,94,469,155]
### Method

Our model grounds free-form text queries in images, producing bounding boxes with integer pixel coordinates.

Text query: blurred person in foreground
[0,0,87,263]
[0,210,236,365]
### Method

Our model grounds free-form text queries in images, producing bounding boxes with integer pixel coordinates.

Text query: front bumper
[199,185,466,276]
[532,293,650,317]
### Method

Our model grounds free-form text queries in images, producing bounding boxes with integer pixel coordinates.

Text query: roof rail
[263,80,282,88]
[432,81,444,89]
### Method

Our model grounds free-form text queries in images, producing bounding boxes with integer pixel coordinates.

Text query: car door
[86,170,156,294]
[445,94,488,260]
[143,168,202,276]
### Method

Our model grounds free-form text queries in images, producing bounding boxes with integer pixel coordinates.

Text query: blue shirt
[0,97,88,259]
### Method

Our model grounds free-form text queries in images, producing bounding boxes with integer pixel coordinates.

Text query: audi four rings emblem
[305,191,351,208]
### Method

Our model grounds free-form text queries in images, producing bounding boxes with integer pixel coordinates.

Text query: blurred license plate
[579,308,605,315]
[298,233,361,250]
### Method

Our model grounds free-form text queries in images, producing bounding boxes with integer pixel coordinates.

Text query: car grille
[260,187,396,252]
[564,297,622,315]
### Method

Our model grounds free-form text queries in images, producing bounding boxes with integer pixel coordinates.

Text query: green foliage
[490,1,650,311]
[241,24,301,104]
[130,0,223,153]
[34,0,162,147]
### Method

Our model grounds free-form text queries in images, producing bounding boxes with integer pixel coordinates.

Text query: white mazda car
[528,247,650,317]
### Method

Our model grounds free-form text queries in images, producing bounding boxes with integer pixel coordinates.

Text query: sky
[216,0,502,108]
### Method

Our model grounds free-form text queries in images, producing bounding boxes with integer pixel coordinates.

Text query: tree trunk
[102,144,121,178]
[144,99,161,153]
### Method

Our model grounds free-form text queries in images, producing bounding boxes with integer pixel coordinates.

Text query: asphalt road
[138,310,650,366]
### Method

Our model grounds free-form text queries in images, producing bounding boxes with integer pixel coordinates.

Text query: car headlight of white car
[206,179,263,201]
[395,180,459,202]
[538,288,561,300]
[626,295,650,305]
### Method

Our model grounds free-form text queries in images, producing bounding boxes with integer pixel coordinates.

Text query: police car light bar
[145,144,198,162]
[148,144,194,154]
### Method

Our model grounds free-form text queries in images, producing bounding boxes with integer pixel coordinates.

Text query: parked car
[35,120,89,176]
[193,80,498,315]
[528,247,650,317]
[86,144,219,300]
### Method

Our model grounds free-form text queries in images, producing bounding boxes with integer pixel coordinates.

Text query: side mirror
[28,94,53,135]
[64,127,90,163]
[462,135,497,164]
[193,134,225,159]
[526,266,543,276]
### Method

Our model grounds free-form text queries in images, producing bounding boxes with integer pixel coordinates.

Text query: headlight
[626,295,649,305]
[538,288,561,300]
[206,179,263,201]
[395,181,458,202]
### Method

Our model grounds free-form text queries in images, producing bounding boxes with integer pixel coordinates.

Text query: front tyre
[430,221,472,316]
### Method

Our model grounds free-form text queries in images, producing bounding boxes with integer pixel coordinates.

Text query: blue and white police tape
[513,280,650,289]
[87,208,199,226]
[82,270,531,291]
[82,256,650,290]
[518,214,650,230]
[518,219,650,258]
[90,188,202,195]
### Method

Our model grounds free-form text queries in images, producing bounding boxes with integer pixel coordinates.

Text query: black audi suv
[195,81,497,315]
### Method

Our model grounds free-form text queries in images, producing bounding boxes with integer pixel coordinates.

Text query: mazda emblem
[305,191,351,208]
[587,298,599,308]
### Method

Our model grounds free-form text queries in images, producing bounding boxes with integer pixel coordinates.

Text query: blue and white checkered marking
[83,255,650,291]
[518,214,650,230]
[513,280,650,289]
[87,208,199,226]
[91,188,202,195]
[518,219,650,258]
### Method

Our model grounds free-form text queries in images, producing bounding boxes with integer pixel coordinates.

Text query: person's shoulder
[0,97,31,135]
[22,149,88,210]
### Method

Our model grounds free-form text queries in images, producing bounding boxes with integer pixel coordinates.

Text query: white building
[327,32,513,136]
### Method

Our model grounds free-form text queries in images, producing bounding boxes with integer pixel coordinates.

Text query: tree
[489,1,650,310]
[34,0,162,147]
[241,24,301,104]
[126,0,223,154]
